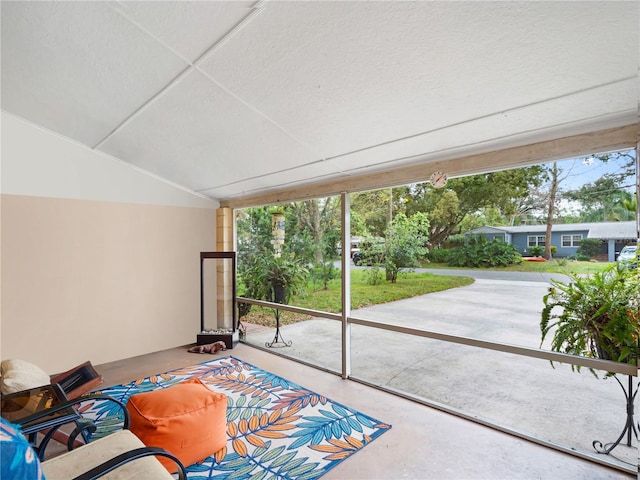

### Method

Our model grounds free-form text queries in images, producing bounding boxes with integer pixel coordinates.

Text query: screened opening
[233,148,638,471]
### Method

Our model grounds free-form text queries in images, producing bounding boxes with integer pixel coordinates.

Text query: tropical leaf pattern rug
[80,356,391,479]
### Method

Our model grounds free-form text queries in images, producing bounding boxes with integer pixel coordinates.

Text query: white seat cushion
[42,430,177,480]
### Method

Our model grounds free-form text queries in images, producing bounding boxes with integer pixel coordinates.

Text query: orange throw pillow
[126,377,227,473]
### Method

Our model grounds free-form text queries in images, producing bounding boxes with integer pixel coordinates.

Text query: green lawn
[423,260,612,275]
[240,260,612,329]
[241,269,473,328]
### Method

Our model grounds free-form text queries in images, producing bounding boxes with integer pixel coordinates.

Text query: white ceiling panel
[0,1,188,146]
[200,1,637,159]
[99,70,325,191]
[324,79,638,176]
[112,1,256,62]
[1,1,637,203]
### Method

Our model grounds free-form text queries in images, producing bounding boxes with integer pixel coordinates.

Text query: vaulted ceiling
[2,1,638,205]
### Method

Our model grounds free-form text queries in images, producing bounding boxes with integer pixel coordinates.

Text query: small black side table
[1,383,80,459]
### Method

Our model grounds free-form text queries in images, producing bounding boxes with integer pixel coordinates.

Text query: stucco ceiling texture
[1,1,638,201]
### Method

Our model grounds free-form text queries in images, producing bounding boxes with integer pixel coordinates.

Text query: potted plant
[252,253,309,304]
[540,263,639,375]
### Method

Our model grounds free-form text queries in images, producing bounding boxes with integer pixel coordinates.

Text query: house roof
[1,2,638,204]
[468,221,637,240]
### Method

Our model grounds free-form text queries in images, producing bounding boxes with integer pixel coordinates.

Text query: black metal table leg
[265,308,292,348]
[593,375,638,455]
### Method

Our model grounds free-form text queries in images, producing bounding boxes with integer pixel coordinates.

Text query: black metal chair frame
[13,393,187,480]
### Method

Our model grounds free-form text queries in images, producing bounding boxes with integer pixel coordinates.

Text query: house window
[527,235,546,247]
[562,234,582,247]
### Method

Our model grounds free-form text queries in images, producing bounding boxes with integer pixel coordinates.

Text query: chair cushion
[126,377,227,473]
[42,429,176,480]
[0,359,50,395]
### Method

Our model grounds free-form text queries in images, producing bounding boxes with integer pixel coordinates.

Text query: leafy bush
[364,264,384,285]
[448,237,522,268]
[426,248,451,263]
[310,261,338,290]
[577,238,602,259]
[383,213,429,282]
[529,245,543,257]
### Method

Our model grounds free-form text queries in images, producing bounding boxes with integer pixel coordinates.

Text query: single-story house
[466,221,637,261]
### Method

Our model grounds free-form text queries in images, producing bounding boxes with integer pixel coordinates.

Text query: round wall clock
[429,171,448,188]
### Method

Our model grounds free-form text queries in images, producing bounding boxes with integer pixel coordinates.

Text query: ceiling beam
[221,123,640,209]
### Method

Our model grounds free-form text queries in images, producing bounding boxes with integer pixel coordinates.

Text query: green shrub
[448,237,522,268]
[577,238,601,259]
[427,248,451,263]
[529,245,543,257]
[310,261,338,290]
[365,264,384,285]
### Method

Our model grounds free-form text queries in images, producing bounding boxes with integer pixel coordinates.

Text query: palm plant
[540,263,639,376]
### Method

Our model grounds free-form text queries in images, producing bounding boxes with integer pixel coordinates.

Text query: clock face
[429,171,448,188]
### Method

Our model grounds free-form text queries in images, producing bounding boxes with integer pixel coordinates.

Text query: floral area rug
[80,356,391,479]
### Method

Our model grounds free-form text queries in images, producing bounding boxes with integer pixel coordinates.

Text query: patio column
[216,207,233,328]
[607,238,615,262]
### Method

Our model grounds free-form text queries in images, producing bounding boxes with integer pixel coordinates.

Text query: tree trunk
[309,200,323,263]
[544,163,558,260]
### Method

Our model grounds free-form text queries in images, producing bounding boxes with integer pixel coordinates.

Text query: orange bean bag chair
[126,377,227,473]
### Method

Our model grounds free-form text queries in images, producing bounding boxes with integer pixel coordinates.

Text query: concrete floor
[96,343,633,480]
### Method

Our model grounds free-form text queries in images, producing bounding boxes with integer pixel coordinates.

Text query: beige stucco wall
[1,114,218,373]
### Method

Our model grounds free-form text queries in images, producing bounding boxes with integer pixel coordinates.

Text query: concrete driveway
[244,269,638,470]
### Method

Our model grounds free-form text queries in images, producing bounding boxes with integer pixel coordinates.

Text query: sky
[543,148,636,192]
[540,148,636,217]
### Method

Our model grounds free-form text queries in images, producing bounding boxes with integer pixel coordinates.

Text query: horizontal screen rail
[236,297,342,321]
[348,316,638,377]
[235,298,637,376]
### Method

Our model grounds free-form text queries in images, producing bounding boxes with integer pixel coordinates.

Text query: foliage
[350,190,394,237]
[246,253,309,304]
[401,166,545,248]
[383,212,429,282]
[236,207,278,268]
[243,270,475,326]
[289,197,341,263]
[577,238,601,259]
[562,150,636,222]
[425,258,610,275]
[364,264,385,286]
[528,245,543,257]
[447,236,522,268]
[565,176,635,222]
[444,234,466,248]
[236,207,279,317]
[310,261,338,290]
[426,248,451,263]
[540,263,639,376]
